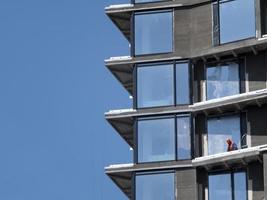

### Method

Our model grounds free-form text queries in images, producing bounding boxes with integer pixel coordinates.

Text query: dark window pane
[207,63,239,100]
[234,172,247,200]
[176,62,190,104]
[137,64,174,108]
[261,0,267,35]
[135,11,172,55]
[208,115,240,155]
[136,173,175,200]
[219,0,255,44]
[209,173,232,200]
[177,116,191,160]
[138,117,175,162]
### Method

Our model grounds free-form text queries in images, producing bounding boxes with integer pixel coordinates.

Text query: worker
[226,138,238,152]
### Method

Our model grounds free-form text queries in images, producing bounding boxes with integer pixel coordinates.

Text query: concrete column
[176,168,197,200]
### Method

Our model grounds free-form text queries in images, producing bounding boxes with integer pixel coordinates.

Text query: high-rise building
[104,0,267,199]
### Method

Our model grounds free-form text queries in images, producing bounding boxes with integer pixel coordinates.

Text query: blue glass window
[219,0,255,44]
[136,172,175,200]
[138,117,175,163]
[209,173,232,200]
[137,64,174,108]
[176,62,190,104]
[177,116,191,160]
[207,115,241,155]
[209,172,247,200]
[135,11,173,55]
[207,62,240,100]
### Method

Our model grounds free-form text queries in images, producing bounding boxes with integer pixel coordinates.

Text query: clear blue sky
[0,1,132,199]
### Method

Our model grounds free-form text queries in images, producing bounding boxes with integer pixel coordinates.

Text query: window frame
[132,9,174,56]
[205,112,247,156]
[134,60,192,109]
[133,170,175,200]
[204,58,245,101]
[134,114,193,164]
[212,0,257,46]
[208,169,248,200]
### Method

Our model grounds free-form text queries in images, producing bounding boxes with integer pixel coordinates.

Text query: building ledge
[105,0,212,41]
[105,38,267,95]
[191,88,267,115]
[106,89,267,147]
[105,145,267,198]
[192,145,267,170]
[105,160,192,199]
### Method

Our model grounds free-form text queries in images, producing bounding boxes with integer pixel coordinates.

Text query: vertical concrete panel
[246,51,267,92]
[248,162,264,200]
[174,8,191,57]
[176,169,197,200]
[247,105,267,146]
[190,4,212,54]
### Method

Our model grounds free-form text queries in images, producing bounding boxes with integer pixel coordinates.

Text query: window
[207,115,241,155]
[138,117,175,162]
[136,62,190,108]
[206,62,240,100]
[137,63,174,108]
[176,62,190,104]
[209,171,247,200]
[177,116,191,160]
[135,172,175,200]
[137,115,191,163]
[134,10,173,55]
[213,0,256,45]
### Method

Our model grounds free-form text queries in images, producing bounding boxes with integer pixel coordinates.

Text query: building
[104,0,267,199]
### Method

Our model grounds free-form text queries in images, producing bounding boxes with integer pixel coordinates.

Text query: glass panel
[135,11,172,55]
[209,173,232,200]
[138,117,175,162]
[208,115,240,155]
[207,63,239,100]
[136,173,175,200]
[234,172,247,200]
[219,0,255,44]
[176,62,190,104]
[137,64,174,108]
[177,116,191,160]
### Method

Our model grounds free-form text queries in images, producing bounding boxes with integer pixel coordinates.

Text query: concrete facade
[104,0,267,200]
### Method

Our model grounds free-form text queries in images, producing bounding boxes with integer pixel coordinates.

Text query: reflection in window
[135,11,172,55]
[207,62,240,100]
[137,64,174,108]
[234,172,247,200]
[136,172,175,200]
[138,117,175,162]
[219,0,255,44]
[208,115,240,155]
[177,116,191,159]
[209,173,231,200]
[176,62,190,104]
[209,171,247,200]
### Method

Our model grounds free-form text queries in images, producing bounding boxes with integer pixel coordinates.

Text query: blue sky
[0,1,131,199]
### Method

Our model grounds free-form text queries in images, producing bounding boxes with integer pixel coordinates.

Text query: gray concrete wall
[174,3,212,57]
[248,162,264,200]
[246,51,267,92]
[176,168,197,200]
[247,105,267,147]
